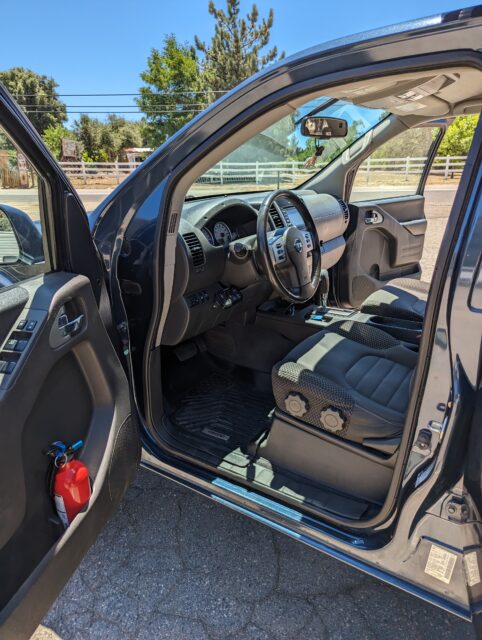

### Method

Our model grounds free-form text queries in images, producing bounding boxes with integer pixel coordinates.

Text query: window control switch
[14,340,29,352]
[4,339,17,351]
[25,320,37,331]
[16,320,27,330]
[0,360,15,374]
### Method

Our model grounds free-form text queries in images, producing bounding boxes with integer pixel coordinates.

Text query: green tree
[0,67,67,134]
[195,0,283,97]
[73,114,144,161]
[437,115,479,156]
[137,35,204,146]
[105,114,144,154]
[73,115,105,161]
[42,124,77,159]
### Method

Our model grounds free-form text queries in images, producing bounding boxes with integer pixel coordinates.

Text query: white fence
[59,156,468,186]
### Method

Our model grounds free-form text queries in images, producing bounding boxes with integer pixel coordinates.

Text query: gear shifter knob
[319,269,329,295]
[318,269,330,313]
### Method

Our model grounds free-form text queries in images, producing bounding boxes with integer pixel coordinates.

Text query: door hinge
[412,420,445,456]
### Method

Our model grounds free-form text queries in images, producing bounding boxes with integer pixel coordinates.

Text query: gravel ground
[31,186,474,640]
[33,470,477,640]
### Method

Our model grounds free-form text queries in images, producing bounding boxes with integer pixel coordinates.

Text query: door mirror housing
[0,209,20,264]
[300,116,348,138]
[0,205,44,264]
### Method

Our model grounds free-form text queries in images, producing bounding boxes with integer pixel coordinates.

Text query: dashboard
[161,190,350,345]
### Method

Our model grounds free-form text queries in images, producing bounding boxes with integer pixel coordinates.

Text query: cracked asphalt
[34,469,476,640]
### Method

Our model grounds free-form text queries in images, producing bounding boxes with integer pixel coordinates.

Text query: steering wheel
[256,190,321,303]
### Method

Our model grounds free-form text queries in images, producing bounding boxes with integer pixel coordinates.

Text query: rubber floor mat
[170,372,273,466]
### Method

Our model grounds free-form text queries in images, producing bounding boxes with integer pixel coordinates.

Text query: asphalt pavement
[34,469,476,640]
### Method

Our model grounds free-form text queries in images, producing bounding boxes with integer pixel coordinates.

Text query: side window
[0,125,46,284]
[350,127,441,201]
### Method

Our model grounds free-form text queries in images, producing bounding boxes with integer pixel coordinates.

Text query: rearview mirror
[300,116,348,138]
[0,210,20,264]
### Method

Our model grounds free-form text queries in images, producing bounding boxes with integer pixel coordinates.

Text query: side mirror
[0,205,44,265]
[300,116,348,138]
[0,210,21,264]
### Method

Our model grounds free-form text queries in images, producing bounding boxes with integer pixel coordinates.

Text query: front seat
[360,277,430,322]
[272,320,418,446]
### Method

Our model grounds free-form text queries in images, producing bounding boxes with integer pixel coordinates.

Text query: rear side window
[0,124,47,285]
[350,127,441,201]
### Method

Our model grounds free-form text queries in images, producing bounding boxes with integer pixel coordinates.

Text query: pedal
[174,341,198,362]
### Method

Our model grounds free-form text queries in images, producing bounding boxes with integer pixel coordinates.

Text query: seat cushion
[360,277,430,322]
[272,321,418,444]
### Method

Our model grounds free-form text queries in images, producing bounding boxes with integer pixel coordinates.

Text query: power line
[12,90,228,97]
[23,109,205,115]
[19,103,209,108]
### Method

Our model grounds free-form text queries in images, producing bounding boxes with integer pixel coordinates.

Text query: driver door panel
[0,272,139,639]
[337,195,426,308]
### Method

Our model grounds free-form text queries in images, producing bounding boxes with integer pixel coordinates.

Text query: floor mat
[169,372,274,467]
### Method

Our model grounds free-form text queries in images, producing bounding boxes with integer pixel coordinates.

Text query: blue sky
[0,0,467,124]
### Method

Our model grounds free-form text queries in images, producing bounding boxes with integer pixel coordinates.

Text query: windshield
[186,96,387,198]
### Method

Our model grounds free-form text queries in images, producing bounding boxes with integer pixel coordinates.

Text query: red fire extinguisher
[44,440,91,528]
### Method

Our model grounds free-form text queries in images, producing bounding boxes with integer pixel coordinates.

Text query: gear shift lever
[316,269,330,314]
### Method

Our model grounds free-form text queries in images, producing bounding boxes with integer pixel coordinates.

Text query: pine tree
[137,35,204,146]
[195,0,283,98]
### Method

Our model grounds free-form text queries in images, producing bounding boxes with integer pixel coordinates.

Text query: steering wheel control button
[303,231,313,250]
[320,407,346,434]
[272,240,286,264]
[284,392,309,417]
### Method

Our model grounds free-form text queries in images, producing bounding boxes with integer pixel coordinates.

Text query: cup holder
[367,315,422,345]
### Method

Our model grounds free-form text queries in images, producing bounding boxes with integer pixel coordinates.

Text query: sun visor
[354,74,456,116]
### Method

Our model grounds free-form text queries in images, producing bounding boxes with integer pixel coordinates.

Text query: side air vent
[337,198,350,223]
[182,232,205,270]
[269,204,285,229]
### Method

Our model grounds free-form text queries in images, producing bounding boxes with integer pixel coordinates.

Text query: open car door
[0,88,140,639]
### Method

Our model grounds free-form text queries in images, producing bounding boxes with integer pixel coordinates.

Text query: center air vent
[269,204,285,229]
[337,198,350,224]
[182,232,205,270]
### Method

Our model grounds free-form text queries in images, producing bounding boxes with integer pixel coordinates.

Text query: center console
[257,300,422,349]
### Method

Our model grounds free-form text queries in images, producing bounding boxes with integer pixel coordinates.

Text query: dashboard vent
[182,232,205,269]
[337,198,350,223]
[269,205,285,229]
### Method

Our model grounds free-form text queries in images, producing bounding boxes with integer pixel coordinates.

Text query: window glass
[186,95,387,199]
[350,127,441,202]
[0,125,46,285]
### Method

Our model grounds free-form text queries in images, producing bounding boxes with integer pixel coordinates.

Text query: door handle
[365,210,383,225]
[58,313,84,337]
